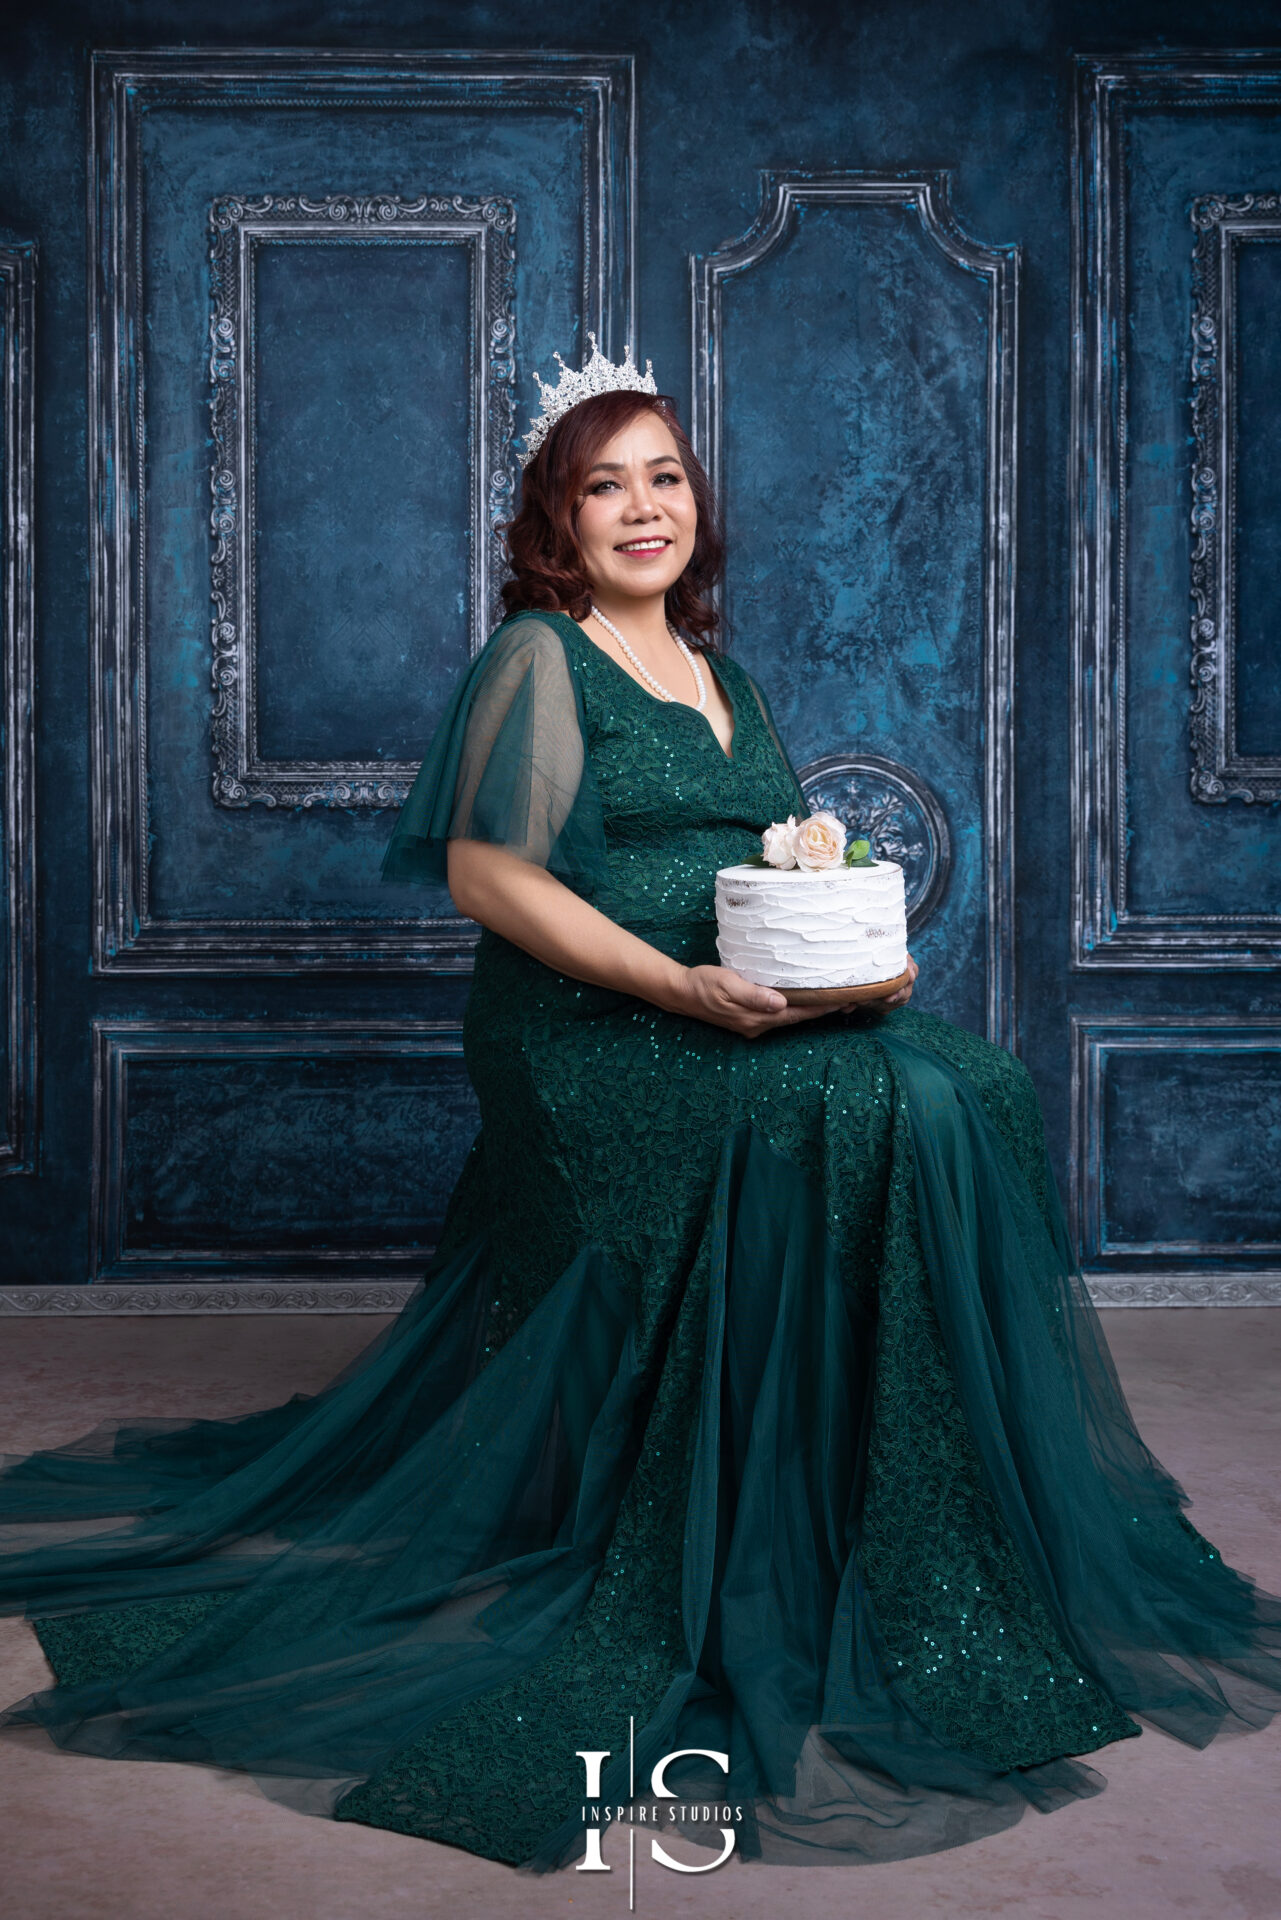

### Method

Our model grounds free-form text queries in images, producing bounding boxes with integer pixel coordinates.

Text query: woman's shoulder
[481,606,582,660]
[471,608,583,679]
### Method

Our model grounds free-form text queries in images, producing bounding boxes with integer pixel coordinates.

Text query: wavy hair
[498,389,724,646]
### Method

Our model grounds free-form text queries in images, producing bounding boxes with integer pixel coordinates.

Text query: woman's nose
[623,484,660,518]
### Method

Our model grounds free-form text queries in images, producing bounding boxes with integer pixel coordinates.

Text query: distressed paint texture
[1126,105,1281,910]
[118,1057,477,1257]
[0,238,35,1182]
[1102,1047,1281,1254]
[139,93,590,921]
[720,196,989,1036]
[1236,238,1281,757]
[252,238,473,765]
[0,1,1278,1290]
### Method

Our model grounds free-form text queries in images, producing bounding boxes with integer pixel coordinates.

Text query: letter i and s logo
[574,1746,736,1876]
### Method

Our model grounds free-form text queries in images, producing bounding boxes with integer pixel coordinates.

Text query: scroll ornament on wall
[796,753,951,934]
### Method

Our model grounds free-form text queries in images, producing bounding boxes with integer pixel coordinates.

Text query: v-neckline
[559,614,740,763]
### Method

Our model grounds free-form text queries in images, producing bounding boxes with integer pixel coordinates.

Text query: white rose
[760,815,799,868]
[792,810,848,870]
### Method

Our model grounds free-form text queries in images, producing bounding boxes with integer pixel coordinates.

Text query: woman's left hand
[846,951,918,1015]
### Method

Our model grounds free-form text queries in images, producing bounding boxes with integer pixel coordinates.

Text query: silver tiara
[519,331,658,468]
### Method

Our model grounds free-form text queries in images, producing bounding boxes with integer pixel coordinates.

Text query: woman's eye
[586,469,682,495]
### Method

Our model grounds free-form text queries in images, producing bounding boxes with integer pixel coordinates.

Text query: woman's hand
[845,952,918,1016]
[446,839,917,1037]
[674,965,834,1038]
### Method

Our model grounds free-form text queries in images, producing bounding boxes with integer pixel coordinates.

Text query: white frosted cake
[714,860,908,990]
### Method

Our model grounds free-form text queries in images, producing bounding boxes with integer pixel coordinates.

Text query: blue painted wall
[0,0,1278,1293]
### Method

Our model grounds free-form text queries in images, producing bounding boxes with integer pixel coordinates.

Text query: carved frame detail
[795,752,952,935]
[89,1019,469,1284]
[1070,1014,1281,1296]
[209,192,517,810]
[89,49,635,972]
[1071,53,1281,966]
[1189,192,1281,806]
[692,172,1019,1047]
[0,238,36,1176]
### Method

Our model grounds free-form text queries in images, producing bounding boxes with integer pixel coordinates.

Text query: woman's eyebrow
[585,456,683,474]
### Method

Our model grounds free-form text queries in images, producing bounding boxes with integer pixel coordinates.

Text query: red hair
[498,389,725,645]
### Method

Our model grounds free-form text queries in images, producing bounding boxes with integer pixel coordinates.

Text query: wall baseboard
[0,1282,423,1315]
[1082,1273,1281,1308]
[1,1274,1280,1315]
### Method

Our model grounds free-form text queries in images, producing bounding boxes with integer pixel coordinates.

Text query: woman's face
[572,411,697,605]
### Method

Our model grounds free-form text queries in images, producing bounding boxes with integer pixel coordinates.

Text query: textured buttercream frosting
[715,860,908,989]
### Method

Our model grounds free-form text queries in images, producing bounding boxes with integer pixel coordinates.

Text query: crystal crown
[519,331,657,468]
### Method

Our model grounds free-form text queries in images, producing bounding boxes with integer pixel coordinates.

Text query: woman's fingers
[686,962,919,1036]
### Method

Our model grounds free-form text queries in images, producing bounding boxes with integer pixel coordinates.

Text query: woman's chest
[573,648,794,833]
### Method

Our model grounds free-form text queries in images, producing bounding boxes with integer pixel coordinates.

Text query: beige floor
[0,1308,1278,1920]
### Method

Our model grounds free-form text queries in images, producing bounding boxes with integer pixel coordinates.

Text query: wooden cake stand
[779,966,914,1009]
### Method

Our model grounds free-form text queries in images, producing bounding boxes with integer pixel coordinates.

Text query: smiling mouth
[615,537,672,554]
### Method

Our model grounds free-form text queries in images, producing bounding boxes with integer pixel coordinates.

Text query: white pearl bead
[588,604,707,710]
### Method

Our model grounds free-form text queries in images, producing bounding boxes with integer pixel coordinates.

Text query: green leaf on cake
[843,837,875,867]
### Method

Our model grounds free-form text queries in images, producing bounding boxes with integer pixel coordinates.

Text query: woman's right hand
[671,964,832,1038]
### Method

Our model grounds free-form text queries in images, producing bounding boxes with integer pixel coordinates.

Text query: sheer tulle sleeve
[380,613,610,892]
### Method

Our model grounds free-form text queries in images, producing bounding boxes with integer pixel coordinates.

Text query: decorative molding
[0,1282,423,1314]
[1071,53,1281,965]
[1189,191,1281,806]
[1085,1274,1281,1307]
[692,172,1019,1046]
[89,48,635,973]
[90,1018,469,1283]
[209,192,517,810]
[796,753,951,934]
[4,1274,1275,1314]
[0,237,36,1176]
[1070,1014,1281,1275]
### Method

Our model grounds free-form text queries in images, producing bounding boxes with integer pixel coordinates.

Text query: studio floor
[0,1307,1278,1920]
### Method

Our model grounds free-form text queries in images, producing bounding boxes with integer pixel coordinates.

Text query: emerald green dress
[3,609,1280,1872]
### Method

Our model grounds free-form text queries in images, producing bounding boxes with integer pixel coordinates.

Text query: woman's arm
[448,837,844,1038]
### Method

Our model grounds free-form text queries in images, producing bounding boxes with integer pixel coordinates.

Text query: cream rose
[760,815,799,868]
[792,809,848,870]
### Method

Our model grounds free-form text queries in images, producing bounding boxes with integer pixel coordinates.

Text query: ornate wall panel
[692,173,1018,1045]
[1072,54,1281,967]
[89,1020,476,1285]
[1071,1016,1281,1304]
[1189,192,1281,805]
[90,50,635,973]
[0,238,35,1176]
[209,192,517,810]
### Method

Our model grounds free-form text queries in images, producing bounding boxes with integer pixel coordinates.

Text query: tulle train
[2,1031,1279,1870]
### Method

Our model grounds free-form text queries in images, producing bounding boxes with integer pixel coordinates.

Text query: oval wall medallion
[795,753,952,934]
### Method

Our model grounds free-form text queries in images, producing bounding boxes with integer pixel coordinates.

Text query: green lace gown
[3,609,1281,1871]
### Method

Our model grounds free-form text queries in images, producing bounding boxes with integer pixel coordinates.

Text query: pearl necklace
[588,604,707,711]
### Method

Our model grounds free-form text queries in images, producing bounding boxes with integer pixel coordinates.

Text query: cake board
[777,966,914,1008]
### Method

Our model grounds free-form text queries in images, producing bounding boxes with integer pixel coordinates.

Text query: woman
[2,348,1280,1877]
